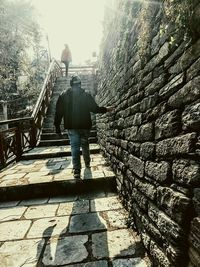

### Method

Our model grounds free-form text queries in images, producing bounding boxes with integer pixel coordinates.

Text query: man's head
[70,75,81,87]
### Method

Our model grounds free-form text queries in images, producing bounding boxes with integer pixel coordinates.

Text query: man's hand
[106,106,114,112]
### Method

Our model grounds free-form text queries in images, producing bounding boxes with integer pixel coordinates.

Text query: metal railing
[0,59,62,169]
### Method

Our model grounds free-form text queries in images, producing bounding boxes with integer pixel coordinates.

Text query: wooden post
[15,125,22,161]
[30,121,37,148]
[0,132,5,167]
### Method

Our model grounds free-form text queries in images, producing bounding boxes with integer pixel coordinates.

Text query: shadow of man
[36,197,109,266]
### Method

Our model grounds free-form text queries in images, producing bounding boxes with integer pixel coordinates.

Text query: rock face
[96,0,200,266]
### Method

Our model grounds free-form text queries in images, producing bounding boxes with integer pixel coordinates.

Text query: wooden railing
[0,59,62,169]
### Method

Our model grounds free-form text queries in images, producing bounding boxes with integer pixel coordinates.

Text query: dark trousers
[64,62,69,77]
[67,129,91,170]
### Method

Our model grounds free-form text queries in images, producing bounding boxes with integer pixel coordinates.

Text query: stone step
[21,144,100,160]
[38,137,98,147]
[40,131,97,140]
[0,153,116,201]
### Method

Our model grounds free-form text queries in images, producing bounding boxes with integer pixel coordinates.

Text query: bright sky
[31,0,107,65]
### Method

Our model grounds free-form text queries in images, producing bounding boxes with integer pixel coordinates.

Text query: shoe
[73,169,81,179]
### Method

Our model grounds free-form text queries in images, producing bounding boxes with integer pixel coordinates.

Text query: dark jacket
[54,87,107,130]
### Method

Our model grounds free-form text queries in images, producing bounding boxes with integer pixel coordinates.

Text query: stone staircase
[0,75,153,267]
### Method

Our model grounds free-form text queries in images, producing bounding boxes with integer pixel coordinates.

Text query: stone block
[42,236,88,266]
[159,74,184,99]
[157,186,191,224]
[193,188,200,216]
[169,39,200,75]
[148,203,183,243]
[172,159,200,186]
[182,102,200,131]
[137,123,154,141]
[140,142,155,160]
[140,95,158,112]
[128,155,144,178]
[132,189,148,211]
[189,217,200,253]
[0,239,44,267]
[155,110,180,140]
[92,229,142,259]
[145,161,170,183]
[168,76,200,108]
[156,133,196,157]
[150,241,171,267]
[134,178,156,200]
[187,57,200,81]
[145,74,166,96]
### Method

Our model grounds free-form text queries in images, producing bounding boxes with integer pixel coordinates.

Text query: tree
[0,0,49,118]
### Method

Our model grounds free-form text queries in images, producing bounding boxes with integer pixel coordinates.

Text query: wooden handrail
[0,58,62,169]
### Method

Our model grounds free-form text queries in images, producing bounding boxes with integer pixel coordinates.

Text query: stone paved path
[0,193,151,267]
[0,153,113,188]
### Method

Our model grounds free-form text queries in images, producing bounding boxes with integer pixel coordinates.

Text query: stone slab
[24,204,58,219]
[91,196,123,212]
[0,206,26,221]
[103,209,128,229]
[64,261,108,267]
[48,195,78,203]
[69,213,107,233]
[19,198,49,206]
[42,235,88,266]
[112,258,150,267]
[27,216,70,238]
[92,229,141,259]
[57,200,89,216]
[0,220,31,241]
[0,239,44,267]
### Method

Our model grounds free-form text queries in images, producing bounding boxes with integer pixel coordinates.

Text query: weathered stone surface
[103,209,128,229]
[0,220,31,241]
[0,206,26,221]
[155,110,180,140]
[149,241,171,267]
[92,229,141,259]
[140,142,155,160]
[57,200,89,216]
[128,155,144,178]
[189,218,200,253]
[193,189,200,215]
[69,213,107,233]
[24,204,58,219]
[169,39,200,75]
[140,95,158,112]
[159,74,184,99]
[91,196,123,212]
[187,57,200,81]
[0,239,44,267]
[112,257,150,267]
[135,178,156,201]
[42,236,88,266]
[172,159,200,186]
[157,186,191,224]
[145,161,170,183]
[168,76,200,108]
[27,216,70,238]
[156,133,196,157]
[148,204,183,242]
[137,123,154,141]
[182,103,200,131]
[65,261,108,267]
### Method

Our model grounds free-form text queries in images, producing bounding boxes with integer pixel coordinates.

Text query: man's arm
[88,94,114,113]
[54,94,64,133]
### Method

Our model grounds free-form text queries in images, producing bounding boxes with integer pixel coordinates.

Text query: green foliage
[0,0,49,118]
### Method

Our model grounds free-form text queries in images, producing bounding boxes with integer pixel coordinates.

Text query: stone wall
[96,0,200,266]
